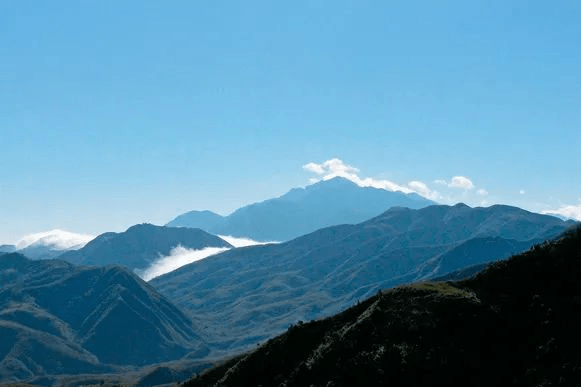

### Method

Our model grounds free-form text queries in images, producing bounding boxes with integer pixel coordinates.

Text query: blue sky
[1,1,580,244]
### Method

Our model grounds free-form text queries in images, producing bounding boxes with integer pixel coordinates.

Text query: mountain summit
[166,177,434,241]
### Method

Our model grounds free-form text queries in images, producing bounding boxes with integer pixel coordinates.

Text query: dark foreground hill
[153,203,572,353]
[0,254,206,383]
[167,177,434,241]
[184,226,581,387]
[57,223,232,272]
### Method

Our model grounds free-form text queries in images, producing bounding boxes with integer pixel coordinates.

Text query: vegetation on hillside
[183,226,581,386]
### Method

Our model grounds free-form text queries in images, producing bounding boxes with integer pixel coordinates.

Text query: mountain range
[1,180,578,386]
[184,226,581,387]
[0,253,206,384]
[166,177,434,241]
[152,203,573,354]
[57,223,232,272]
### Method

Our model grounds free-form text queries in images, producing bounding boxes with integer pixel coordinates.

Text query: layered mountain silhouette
[166,177,434,241]
[0,253,206,383]
[0,245,15,253]
[152,204,573,354]
[57,223,232,272]
[184,226,581,387]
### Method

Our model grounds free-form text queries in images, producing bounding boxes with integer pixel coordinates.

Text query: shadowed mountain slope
[167,177,434,241]
[57,223,231,271]
[184,227,581,387]
[0,253,206,383]
[153,204,573,354]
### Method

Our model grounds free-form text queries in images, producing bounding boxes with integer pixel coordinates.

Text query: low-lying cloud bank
[218,235,279,247]
[137,246,231,281]
[16,229,95,251]
[138,235,278,281]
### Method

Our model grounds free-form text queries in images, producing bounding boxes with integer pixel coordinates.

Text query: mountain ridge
[183,226,581,387]
[152,203,573,355]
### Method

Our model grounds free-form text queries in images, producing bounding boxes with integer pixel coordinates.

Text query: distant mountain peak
[167,177,435,241]
[125,223,161,233]
[312,176,360,188]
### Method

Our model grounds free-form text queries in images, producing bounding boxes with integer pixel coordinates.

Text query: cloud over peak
[302,158,413,194]
[302,158,489,206]
[16,229,95,251]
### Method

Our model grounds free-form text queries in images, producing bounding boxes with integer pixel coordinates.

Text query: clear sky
[1,1,580,244]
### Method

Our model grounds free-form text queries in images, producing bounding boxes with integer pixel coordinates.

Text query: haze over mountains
[167,177,434,241]
[153,203,573,353]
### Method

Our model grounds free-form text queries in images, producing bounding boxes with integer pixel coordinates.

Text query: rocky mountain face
[166,177,434,241]
[184,226,581,387]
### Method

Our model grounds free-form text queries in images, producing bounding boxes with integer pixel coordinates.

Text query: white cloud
[137,245,230,281]
[407,181,440,200]
[434,176,476,190]
[302,162,326,175]
[449,176,475,190]
[542,205,581,221]
[520,190,526,195]
[218,235,279,248]
[302,159,487,204]
[16,229,95,251]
